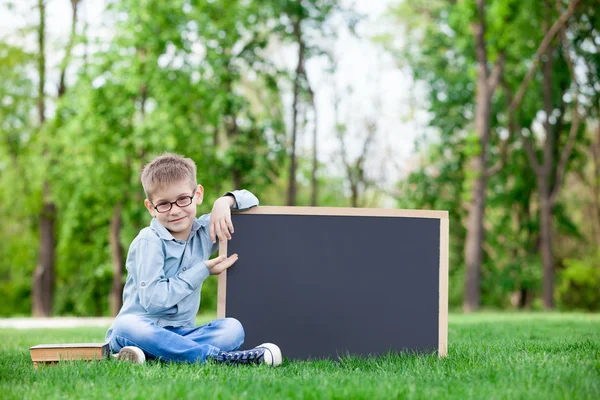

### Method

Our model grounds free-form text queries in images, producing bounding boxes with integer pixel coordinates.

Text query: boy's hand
[205,254,238,275]
[210,196,235,243]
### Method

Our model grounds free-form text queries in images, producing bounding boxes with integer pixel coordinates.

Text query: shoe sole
[257,343,282,367]
[116,346,145,364]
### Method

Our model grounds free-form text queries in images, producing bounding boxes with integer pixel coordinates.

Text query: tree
[504,0,588,308]
[334,86,377,208]
[275,0,340,206]
[463,0,505,312]
[30,0,81,316]
[31,0,52,317]
[387,0,585,310]
[43,0,289,315]
[192,0,287,192]
[386,0,510,310]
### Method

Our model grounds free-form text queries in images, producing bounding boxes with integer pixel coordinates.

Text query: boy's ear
[195,184,204,205]
[144,199,156,217]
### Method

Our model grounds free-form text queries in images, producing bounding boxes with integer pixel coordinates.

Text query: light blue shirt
[106,190,258,341]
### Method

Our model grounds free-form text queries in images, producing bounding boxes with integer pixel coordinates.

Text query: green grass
[1,313,599,399]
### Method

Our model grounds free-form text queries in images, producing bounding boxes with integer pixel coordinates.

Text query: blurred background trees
[0,0,598,317]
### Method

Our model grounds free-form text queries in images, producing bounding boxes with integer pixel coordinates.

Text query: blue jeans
[108,315,245,363]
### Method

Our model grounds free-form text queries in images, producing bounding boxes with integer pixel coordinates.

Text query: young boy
[105,153,282,366]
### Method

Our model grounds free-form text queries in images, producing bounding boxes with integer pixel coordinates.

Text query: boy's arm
[209,189,259,244]
[223,189,259,212]
[134,238,210,313]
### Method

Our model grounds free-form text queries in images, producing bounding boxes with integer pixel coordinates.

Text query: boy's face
[144,180,204,241]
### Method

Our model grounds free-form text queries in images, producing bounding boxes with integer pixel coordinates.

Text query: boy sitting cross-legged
[105,153,281,366]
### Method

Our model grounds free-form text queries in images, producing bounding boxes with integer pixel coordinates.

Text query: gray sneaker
[112,346,145,364]
[212,343,282,366]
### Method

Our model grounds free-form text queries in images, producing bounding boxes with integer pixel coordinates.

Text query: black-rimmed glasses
[151,193,195,213]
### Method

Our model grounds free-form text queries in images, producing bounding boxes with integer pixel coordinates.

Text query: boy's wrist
[220,194,236,208]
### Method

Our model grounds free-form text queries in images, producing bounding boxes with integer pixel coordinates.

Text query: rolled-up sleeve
[223,189,259,211]
[133,238,210,314]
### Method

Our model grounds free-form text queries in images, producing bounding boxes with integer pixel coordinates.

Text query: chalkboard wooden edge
[216,206,450,357]
[216,241,228,319]
[233,205,448,219]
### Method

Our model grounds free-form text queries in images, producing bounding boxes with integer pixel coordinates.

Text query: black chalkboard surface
[217,206,448,360]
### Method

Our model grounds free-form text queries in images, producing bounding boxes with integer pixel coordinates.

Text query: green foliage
[0,41,38,317]
[0,0,348,316]
[557,256,600,311]
[0,0,597,316]
[39,0,292,315]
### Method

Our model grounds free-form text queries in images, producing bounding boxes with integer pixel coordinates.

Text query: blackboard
[217,206,448,360]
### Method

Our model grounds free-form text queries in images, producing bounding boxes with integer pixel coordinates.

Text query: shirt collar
[150,218,205,241]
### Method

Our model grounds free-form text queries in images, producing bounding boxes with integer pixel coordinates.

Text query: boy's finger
[210,222,216,243]
[218,254,238,271]
[205,255,226,268]
[226,217,234,233]
[219,220,229,241]
[216,254,237,266]
[217,222,225,242]
[221,220,232,239]
[216,221,223,242]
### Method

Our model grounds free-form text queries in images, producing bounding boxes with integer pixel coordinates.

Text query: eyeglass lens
[155,196,193,212]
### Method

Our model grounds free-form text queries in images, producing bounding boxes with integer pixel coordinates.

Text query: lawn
[1,313,598,399]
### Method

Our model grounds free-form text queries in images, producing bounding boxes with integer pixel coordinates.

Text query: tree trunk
[221,70,242,189]
[232,169,242,190]
[308,82,318,206]
[32,0,80,317]
[510,0,582,310]
[350,183,358,208]
[463,0,493,312]
[463,166,487,312]
[58,0,79,97]
[540,183,554,309]
[109,203,124,316]
[540,6,555,309]
[591,125,600,245]
[33,184,55,317]
[32,0,55,317]
[36,0,45,127]
[225,113,241,189]
[287,19,304,206]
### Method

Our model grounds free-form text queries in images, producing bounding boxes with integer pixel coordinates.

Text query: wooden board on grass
[217,206,449,360]
[30,343,109,368]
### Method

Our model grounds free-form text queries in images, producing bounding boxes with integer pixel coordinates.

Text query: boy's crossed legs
[109,315,281,365]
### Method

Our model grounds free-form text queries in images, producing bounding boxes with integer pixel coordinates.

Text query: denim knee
[223,317,245,341]
[109,315,154,349]
[217,317,245,350]
[111,314,144,338]
[108,315,163,358]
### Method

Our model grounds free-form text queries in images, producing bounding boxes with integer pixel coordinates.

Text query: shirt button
[183,267,187,271]
[141,282,146,287]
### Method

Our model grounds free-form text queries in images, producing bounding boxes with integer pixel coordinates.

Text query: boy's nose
[169,205,184,214]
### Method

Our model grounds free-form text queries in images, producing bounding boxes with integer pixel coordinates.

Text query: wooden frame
[217,206,449,357]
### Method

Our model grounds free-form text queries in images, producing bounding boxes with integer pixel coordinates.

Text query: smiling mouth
[170,217,186,223]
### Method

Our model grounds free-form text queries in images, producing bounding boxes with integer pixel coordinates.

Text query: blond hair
[141,153,197,200]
